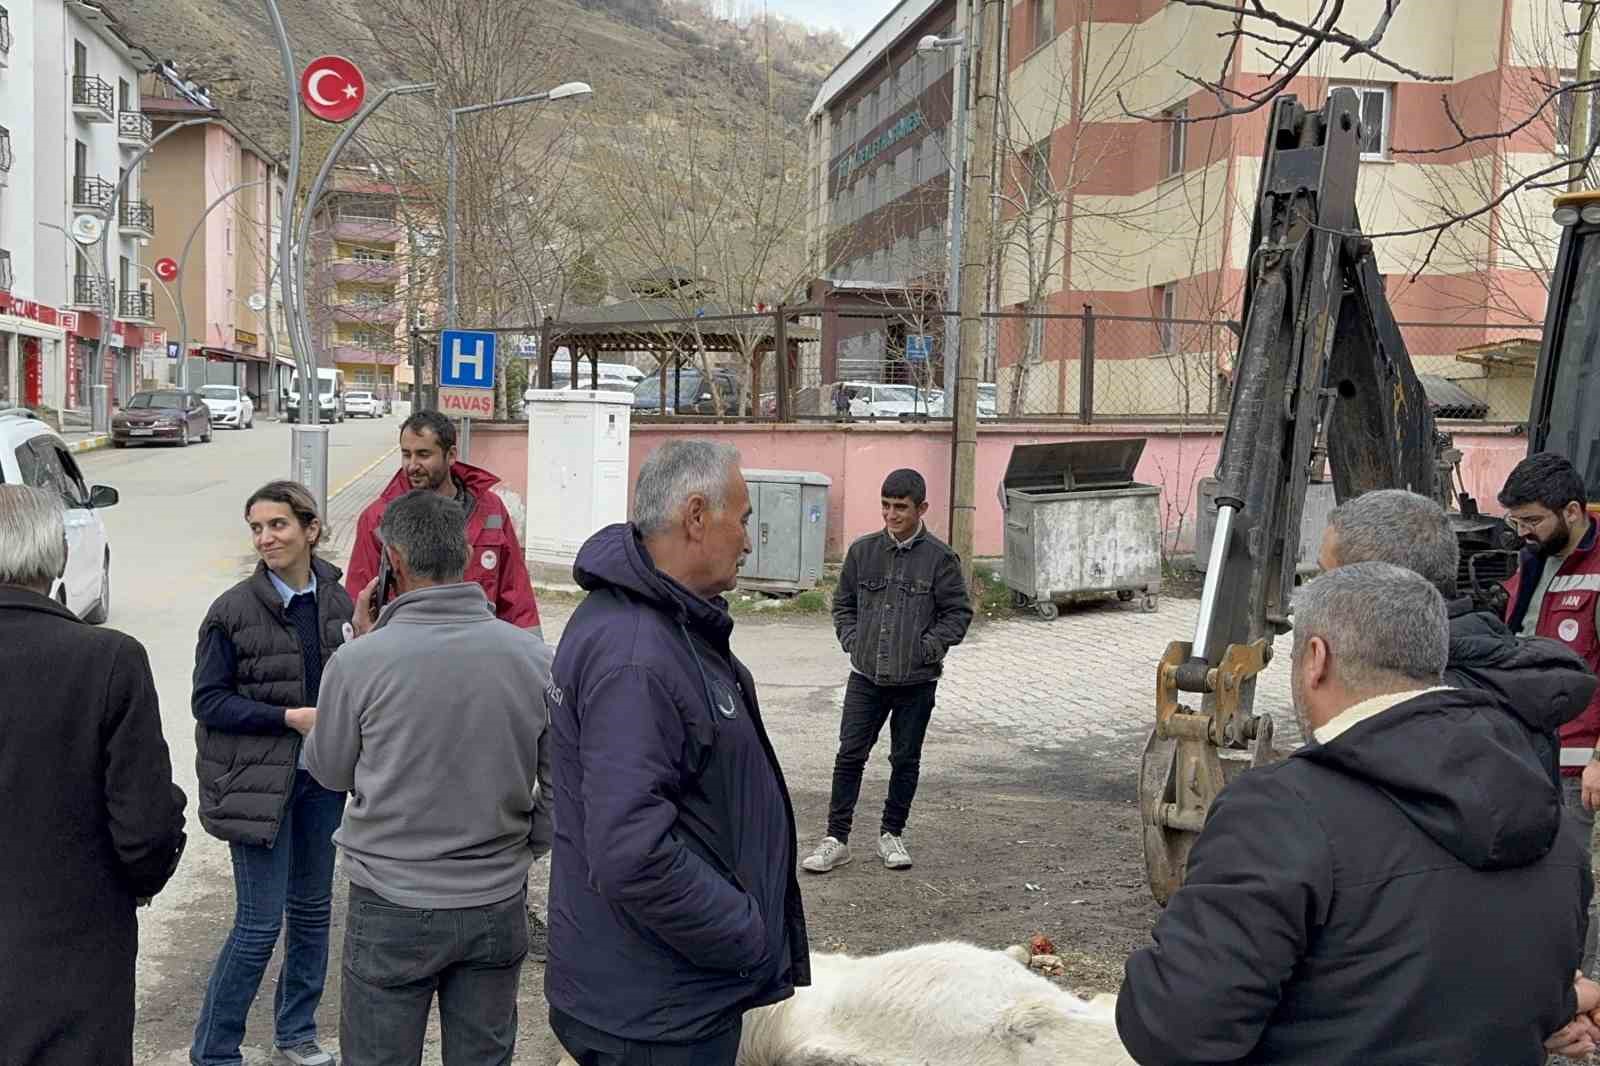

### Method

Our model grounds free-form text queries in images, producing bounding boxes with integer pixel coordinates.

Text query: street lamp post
[446,81,592,459]
[918,34,967,418]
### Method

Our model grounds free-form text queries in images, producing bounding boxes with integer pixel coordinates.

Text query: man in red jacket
[347,410,541,636]
[1501,451,1600,976]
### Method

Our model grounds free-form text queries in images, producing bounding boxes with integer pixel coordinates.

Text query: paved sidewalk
[920,597,1296,757]
[322,446,398,560]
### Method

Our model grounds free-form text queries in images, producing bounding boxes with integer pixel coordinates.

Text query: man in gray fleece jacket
[305,489,553,1066]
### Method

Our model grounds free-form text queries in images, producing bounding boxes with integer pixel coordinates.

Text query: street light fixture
[918,33,966,417]
[445,80,593,458]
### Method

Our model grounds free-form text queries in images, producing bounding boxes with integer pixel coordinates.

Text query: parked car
[631,368,741,414]
[111,389,212,447]
[198,384,255,429]
[835,381,938,418]
[344,390,382,418]
[0,405,118,622]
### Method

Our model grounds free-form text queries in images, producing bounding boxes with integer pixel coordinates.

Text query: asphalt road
[76,414,400,1062]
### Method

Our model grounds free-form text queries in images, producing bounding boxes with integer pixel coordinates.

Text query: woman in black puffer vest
[190,481,354,1066]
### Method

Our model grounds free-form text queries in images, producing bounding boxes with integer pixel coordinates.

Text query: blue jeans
[191,771,345,1066]
[339,884,529,1066]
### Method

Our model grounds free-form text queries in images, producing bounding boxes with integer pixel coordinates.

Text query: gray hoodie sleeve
[306,650,361,792]
[529,694,555,860]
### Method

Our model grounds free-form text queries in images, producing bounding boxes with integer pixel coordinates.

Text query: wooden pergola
[538,299,817,417]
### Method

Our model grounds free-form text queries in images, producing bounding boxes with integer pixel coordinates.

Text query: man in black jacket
[0,485,187,1066]
[1316,488,1597,784]
[1118,562,1597,1065]
[803,468,973,874]
[546,441,809,1066]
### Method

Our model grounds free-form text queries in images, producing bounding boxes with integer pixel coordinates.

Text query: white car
[0,406,118,622]
[198,384,254,429]
[344,391,382,418]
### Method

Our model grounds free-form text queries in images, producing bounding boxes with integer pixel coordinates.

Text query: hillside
[115,0,848,160]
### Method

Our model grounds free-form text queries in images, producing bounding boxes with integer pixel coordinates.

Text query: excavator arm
[1139,90,1447,904]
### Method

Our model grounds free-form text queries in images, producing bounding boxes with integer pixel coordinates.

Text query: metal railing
[117,110,152,143]
[0,249,12,293]
[71,74,114,116]
[0,6,12,58]
[72,274,112,308]
[119,199,155,232]
[118,288,155,320]
[0,125,11,173]
[72,174,114,211]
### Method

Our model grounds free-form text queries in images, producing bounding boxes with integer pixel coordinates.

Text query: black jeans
[826,673,939,843]
[550,1008,742,1066]
[339,883,528,1066]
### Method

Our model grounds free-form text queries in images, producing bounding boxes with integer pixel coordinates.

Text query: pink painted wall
[470,421,1530,561]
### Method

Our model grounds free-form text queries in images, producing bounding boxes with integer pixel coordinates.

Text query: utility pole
[1573,0,1597,191]
[949,0,1003,584]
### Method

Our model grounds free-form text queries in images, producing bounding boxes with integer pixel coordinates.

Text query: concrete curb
[65,435,110,454]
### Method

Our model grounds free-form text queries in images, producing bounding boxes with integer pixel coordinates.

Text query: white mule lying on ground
[556,941,1135,1066]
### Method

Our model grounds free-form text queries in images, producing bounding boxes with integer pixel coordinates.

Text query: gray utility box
[1000,439,1162,620]
[738,469,832,595]
[1193,477,1335,579]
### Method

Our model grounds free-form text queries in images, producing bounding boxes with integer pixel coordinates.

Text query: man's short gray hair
[379,490,468,582]
[1325,489,1460,597]
[0,485,67,592]
[1292,561,1448,692]
[633,440,743,536]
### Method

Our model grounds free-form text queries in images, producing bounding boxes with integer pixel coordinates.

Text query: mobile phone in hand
[371,548,395,620]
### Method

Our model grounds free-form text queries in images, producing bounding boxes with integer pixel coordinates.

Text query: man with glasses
[1500,452,1600,978]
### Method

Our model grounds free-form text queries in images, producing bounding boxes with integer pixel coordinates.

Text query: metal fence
[432,307,1543,425]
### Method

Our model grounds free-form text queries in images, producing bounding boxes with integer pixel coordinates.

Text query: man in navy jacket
[546,440,809,1065]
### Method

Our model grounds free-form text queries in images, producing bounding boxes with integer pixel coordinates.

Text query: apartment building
[0,0,156,414]
[140,66,290,411]
[807,0,1574,417]
[308,167,429,401]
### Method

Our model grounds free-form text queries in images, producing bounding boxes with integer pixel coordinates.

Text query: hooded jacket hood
[1446,597,1598,735]
[573,522,733,644]
[1298,687,1562,870]
[377,459,502,506]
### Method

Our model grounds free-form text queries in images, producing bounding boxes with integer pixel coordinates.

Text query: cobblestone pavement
[909,596,1298,757]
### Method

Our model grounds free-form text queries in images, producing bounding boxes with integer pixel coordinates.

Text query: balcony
[117,111,152,148]
[71,274,112,311]
[0,249,12,294]
[332,213,402,242]
[0,125,11,188]
[0,6,11,69]
[331,258,401,283]
[331,301,402,325]
[330,344,403,366]
[119,199,154,238]
[72,75,115,123]
[73,174,115,213]
[118,288,155,323]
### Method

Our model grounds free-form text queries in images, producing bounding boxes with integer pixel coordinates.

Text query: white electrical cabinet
[525,390,633,566]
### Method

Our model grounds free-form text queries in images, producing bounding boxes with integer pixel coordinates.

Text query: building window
[1157,284,1179,352]
[73,40,87,78]
[1557,78,1600,152]
[1330,84,1391,159]
[1031,0,1055,51]
[1162,105,1187,178]
[1022,137,1052,202]
[119,78,132,111]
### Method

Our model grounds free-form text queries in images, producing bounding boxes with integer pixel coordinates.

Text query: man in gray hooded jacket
[306,489,553,1066]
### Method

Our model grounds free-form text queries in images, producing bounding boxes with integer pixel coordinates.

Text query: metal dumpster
[999,439,1162,619]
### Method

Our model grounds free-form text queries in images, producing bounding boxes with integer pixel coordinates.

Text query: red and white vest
[1505,517,1600,775]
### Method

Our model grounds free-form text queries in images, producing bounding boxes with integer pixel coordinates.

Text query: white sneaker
[878,833,913,870]
[277,1042,335,1066]
[802,836,852,873]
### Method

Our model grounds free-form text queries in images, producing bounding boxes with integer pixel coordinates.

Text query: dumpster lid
[1002,439,1147,493]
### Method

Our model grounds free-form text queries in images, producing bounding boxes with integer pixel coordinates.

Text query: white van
[286,368,345,423]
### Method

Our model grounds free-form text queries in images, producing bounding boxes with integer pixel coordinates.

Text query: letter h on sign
[438,329,497,389]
